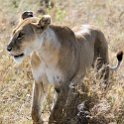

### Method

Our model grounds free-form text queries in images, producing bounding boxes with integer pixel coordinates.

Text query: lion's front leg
[31,81,45,124]
[49,85,69,124]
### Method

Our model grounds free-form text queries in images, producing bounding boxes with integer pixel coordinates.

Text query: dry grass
[0,0,124,124]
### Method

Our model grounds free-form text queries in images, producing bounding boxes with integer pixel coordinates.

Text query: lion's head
[7,11,51,63]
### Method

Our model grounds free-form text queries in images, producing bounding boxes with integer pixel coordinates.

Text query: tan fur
[31,52,41,69]
[7,14,120,124]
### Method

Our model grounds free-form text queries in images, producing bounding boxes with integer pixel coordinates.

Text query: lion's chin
[13,54,25,64]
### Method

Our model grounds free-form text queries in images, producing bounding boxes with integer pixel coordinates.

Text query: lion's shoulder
[50,25,76,44]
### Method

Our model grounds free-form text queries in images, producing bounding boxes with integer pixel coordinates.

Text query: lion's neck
[35,27,60,65]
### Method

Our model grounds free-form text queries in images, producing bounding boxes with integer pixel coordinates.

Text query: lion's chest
[32,63,64,85]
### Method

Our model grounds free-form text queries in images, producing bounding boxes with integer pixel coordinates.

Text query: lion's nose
[7,45,12,52]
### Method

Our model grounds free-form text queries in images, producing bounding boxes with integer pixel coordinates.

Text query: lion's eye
[17,32,24,39]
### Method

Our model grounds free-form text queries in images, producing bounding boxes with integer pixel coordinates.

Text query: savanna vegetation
[0,0,124,124]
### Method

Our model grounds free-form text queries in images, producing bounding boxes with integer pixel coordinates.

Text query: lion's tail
[108,51,123,71]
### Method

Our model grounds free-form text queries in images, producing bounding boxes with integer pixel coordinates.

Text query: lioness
[7,12,123,124]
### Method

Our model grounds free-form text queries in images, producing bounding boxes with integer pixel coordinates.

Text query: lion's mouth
[13,53,24,58]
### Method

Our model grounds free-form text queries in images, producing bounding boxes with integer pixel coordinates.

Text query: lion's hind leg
[94,57,110,87]
[93,30,110,86]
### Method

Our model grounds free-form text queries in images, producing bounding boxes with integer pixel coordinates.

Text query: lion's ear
[21,11,33,20]
[38,15,51,28]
